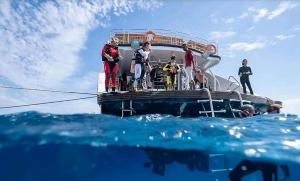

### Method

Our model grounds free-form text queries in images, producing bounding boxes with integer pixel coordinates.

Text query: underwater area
[0,112,299,181]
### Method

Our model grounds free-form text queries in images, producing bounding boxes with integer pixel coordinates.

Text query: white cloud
[282,98,300,115]
[209,31,236,40]
[239,12,249,19]
[249,8,269,22]
[210,13,219,24]
[276,34,295,40]
[290,25,300,32]
[247,26,255,31]
[247,1,298,22]
[224,18,235,24]
[0,0,162,88]
[267,1,298,20]
[228,41,266,52]
[0,0,162,114]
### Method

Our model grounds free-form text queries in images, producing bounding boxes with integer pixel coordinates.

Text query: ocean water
[0,112,299,181]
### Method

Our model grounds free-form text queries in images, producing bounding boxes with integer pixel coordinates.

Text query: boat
[97,29,278,118]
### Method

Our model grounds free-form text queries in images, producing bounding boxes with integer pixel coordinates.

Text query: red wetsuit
[101,44,119,88]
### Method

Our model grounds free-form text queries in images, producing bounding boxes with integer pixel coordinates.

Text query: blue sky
[0,0,300,114]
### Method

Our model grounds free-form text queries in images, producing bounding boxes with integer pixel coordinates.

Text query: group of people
[101,37,254,94]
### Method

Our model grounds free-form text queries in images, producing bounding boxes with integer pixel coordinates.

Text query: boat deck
[97,90,273,117]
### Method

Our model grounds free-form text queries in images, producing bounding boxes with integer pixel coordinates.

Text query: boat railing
[110,29,218,54]
[198,88,215,117]
[227,76,241,91]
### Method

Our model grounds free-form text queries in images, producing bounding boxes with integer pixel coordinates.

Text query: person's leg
[187,67,194,90]
[240,78,247,94]
[245,79,254,95]
[134,64,141,90]
[111,64,119,92]
[185,67,192,90]
[170,75,175,90]
[166,76,170,90]
[140,65,146,89]
[104,61,111,92]
[200,83,204,89]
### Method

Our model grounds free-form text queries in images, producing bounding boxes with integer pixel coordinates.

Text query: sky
[0,0,300,115]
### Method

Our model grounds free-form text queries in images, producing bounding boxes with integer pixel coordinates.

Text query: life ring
[206,44,217,55]
[144,31,156,42]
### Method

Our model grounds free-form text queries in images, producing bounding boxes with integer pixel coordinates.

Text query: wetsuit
[163,62,180,89]
[238,66,253,95]
[133,48,150,89]
[102,44,119,91]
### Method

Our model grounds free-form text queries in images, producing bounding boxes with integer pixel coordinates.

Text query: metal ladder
[228,91,253,118]
[121,100,133,118]
[227,91,244,118]
[197,88,227,117]
[229,90,243,107]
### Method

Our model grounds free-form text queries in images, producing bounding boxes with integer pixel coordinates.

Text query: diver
[133,41,151,91]
[194,69,208,89]
[163,56,180,90]
[237,104,255,118]
[267,102,282,114]
[238,59,254,95]
[101,37,121,92]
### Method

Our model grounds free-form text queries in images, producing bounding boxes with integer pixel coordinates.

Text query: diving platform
[97,90,273,118]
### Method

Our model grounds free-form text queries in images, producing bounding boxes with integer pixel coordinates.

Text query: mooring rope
[0,85,99,109]
[0,85,98,95]
[0,96,97,109]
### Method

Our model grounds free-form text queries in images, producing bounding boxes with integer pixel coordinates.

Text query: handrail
[110,29,218,54]
[227,76,241,91]
[110,28,210,44]
[200,88,215,117]
[231,90,243,107]
[208,69,217,91]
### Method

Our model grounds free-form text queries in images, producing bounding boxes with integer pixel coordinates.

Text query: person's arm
[138,49,150,58]
[248,67,253,75]
[102,45,113,61]
[163,64,170,71]
[238,67,242,77]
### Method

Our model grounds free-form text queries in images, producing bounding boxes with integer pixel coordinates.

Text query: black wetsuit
[238,66,253,95]
[133,48,149,88]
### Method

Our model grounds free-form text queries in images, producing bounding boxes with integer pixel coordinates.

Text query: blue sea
[0,112,299,181]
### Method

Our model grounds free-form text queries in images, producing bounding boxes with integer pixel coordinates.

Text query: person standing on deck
[238,59,254,95]
[163,56,180,90]
[195,69,207,89]
[183,43,196,90]
[101,37,121,92]
[133,41,151,91]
